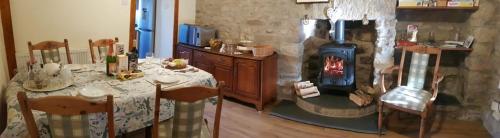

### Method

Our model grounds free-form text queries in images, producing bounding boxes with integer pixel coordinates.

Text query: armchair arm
[430,73,444,102]
[380,66,400,93]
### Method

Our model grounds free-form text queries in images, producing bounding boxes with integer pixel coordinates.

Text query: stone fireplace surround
[196,0,500,123]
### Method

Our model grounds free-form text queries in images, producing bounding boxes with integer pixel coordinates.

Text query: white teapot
[43,62,61,76]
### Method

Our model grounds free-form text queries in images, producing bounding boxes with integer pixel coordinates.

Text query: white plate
[23,80,73,92]
[79,86,107,99]
[66,64,85,71]
[155,76,179,84]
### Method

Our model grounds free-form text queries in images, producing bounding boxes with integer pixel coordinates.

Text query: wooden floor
[203,99,491,138]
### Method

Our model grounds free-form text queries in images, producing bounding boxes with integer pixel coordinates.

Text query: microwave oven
[179,24,216,47]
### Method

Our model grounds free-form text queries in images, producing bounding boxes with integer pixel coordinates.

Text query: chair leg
[419,116,426,138]
[378,102,383,136]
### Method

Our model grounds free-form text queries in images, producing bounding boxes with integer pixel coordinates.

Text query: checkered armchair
[17,92,115,138]
[153,82,225,138]
[378,46,444,138]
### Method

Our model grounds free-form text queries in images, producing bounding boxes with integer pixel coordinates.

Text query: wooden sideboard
[175,44,277,111]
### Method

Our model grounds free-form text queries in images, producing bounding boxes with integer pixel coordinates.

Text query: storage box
[437,0,448,6]
[447,0,474,7]
[399,0,423,6]
[252,45,274,57]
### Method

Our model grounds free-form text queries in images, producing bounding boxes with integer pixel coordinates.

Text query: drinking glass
[224,39,236,55]
[146,52,154,65]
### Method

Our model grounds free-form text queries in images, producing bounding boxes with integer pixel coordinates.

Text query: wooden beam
[0,0,17,78]
[128,0,137,52]
[172,0,179,58]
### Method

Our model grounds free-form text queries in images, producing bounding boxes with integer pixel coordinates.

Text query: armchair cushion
[380,86,432,112]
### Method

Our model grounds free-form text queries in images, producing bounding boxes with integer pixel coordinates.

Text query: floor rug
[270,100,385,134]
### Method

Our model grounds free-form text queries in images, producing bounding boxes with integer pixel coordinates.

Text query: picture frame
[297,0,329,3]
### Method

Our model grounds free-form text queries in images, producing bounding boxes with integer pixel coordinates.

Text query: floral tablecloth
[0,62,216,138]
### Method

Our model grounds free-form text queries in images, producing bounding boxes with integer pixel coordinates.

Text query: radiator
[15,49,92,72]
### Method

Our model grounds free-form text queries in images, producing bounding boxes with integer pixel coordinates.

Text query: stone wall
[393,0,500,120]
[196,0,499,122]
[197,0,328,99]
[460,0,500,120]
[196,0,397,99]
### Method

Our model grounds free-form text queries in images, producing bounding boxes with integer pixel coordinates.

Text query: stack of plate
[78,86,108,101]
[154,76,179,84]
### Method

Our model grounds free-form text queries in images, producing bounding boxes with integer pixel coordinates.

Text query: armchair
[378,46,443,138]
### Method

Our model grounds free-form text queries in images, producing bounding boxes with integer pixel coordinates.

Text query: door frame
[0,0,180,78]
[0,0,16,78]
[129,0,179,57]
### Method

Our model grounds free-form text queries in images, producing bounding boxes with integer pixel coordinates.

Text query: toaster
[178,24,216,47]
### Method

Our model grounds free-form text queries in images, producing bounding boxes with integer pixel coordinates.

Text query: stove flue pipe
[335,20,345,44]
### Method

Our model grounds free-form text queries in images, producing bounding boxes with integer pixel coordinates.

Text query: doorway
[134,0,175,59]
[135,0,156,59]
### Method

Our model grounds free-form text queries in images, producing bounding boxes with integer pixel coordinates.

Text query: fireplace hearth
[318,43,357,94]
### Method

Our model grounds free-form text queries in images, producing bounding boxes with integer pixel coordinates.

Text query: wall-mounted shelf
[395,46,473,52]
[397,6,479,11]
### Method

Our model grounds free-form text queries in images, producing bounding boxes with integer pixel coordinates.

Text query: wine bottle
[106,47,117,76]
[128,45,139,72]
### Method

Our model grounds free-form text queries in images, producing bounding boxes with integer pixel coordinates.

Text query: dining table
[0,59,217,138]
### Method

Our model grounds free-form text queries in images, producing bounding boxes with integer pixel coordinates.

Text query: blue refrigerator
[136,0,155,58]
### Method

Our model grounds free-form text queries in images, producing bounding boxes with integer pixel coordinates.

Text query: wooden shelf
[395,46,473,52]
[397,6,479,11]
[438,47,473,51]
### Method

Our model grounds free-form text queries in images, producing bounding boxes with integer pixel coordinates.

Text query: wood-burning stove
[317,43,356,93]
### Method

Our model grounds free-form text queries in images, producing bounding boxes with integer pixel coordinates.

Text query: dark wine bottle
[128,45,139,72]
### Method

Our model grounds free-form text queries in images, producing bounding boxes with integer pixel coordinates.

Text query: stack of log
[294,81,320,99]
[349,85,377,107]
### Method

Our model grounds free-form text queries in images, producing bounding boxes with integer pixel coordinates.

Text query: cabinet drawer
[194,51,233,67]
[193,51,206,61]
[210,54,233,67]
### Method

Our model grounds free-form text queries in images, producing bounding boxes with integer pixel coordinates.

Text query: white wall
[10,0,131,54]
[154,0,196,58]
[179,0,196,24]
[154,0,175,58]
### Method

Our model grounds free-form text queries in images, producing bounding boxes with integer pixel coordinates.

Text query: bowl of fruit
[163,58,188,70]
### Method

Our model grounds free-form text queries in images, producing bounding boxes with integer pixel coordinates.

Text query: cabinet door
[213,64,233,93]
[192,51,212,73]
[234,59,260,99]
[193,61,212,73]
[176,46,192,63]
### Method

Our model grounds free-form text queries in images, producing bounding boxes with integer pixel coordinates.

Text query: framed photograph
[297,0,329,3]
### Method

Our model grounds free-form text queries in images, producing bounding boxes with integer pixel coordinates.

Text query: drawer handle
[180,51,188,54]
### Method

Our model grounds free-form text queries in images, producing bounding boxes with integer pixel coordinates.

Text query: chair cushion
[169,100,206,138]
[159,118,211,138]
[380,86,432,112]
[41,49,62,63]
[407,53,430,89]
[46,114,92,138]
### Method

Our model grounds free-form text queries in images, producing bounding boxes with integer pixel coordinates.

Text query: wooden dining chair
[28,39,72,64]
[17,92,115,138]
[378,46,444,138]
[153,82,225,138]
[89,37,119,63]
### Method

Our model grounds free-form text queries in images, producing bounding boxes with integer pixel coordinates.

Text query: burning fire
[324,56,344,77]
